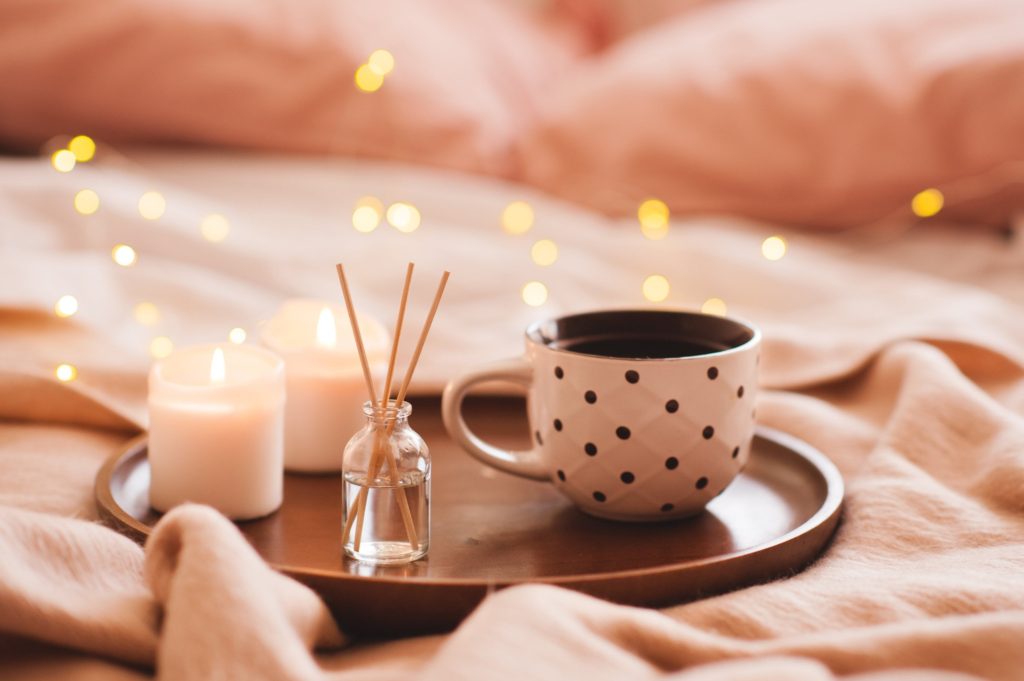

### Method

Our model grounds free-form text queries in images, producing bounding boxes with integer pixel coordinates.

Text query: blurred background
[1,0,1022,389]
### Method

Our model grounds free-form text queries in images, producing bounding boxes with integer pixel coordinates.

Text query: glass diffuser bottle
[342,399,430,564]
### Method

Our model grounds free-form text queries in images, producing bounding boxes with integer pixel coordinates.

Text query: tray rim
[95,426,844,588]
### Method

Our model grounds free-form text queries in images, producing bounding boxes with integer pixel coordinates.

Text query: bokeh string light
[352,196,384,233]
[149,336,174,359]
[134,302,161,326]
[51,149,76,173]
[638,199,669,240]
[502,201,534,235]
[701,297,727,316]
[54,295,78,318]
[111,244,137,267]
[68,135,96,162]
[73,189,100,215]
[201,213,231,242]
[530,239,558,266]
[386,202,421,233]
[642,274,670,302]
[761,236,787,261]
[138,191,166,220]
[55,363,78,382]
[911,188,944,218]
[229,327,247,344]
[355,49,394,93]
[521,281,548,307]
[367,50,395,76]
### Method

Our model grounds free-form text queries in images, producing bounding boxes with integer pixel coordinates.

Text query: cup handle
[441,357,548,481]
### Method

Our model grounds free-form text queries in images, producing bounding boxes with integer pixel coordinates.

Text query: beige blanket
[3,155,1024,680]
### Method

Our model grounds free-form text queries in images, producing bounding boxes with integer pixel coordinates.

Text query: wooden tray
[96,396,843,637]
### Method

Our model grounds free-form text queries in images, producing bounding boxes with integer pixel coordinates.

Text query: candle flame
[210,347,226,384]
[316,307,336,348]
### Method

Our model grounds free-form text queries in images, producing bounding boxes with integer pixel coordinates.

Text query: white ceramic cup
[441,310,761,521]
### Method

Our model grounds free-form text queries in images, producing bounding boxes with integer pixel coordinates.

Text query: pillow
[516,0,1024,227]
[0,0,584,177]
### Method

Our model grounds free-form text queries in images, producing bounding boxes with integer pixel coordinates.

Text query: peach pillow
[518,0,1024,227]
[0,0,584,177]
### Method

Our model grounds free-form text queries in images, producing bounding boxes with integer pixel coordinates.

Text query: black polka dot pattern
[553,359,748,515]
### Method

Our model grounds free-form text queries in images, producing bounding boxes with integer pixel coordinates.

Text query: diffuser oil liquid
[343,470,429,564]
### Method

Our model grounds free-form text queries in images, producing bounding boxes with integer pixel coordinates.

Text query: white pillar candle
[261,299,389,473]
[148,343,285,520]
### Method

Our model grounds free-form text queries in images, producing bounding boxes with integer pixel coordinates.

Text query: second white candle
[262,299,389,473]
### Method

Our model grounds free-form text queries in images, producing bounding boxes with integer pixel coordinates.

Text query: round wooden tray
[95,397,843,637]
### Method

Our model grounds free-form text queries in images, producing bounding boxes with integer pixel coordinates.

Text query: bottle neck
[362,399,412,428]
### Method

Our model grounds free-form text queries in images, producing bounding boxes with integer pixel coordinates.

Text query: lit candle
[148,344,285,519]
[261,299,389,473]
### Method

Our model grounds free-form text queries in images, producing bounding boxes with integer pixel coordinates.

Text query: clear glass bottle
[342,400,430,564]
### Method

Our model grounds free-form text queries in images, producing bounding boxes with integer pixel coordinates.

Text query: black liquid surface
[552,336,726,359]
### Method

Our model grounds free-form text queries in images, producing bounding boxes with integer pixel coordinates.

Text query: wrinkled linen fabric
[2,0,1023,227]
[2,155,1024,680]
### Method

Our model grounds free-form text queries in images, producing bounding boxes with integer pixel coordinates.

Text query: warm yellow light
[386,202,421,233]
[55,363,78,382]
[761,236,787,261]
[138,191,166,220]
[134,302,160,326]
[642,275,670,302]
[701,297,728,316]
[200,213,231,243]
[54,295,79,318]
[638,199,669,240]
[911,188,944,218]
[229,327,247,344]
[352,207,381,233]
[73,189,100,215]
[210,347,226,383]
[354,64,384,92]
[530,239,558,266]
[149,336,174,359]
[111,244,137,267]
[502,201,534,235]
[51,149,76,173]
[315,307,337,348]
[68,135,96,162]
[367,49,395,76]
[522,281,548,307]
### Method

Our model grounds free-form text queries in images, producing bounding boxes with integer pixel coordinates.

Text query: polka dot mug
[441,310,761,522]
